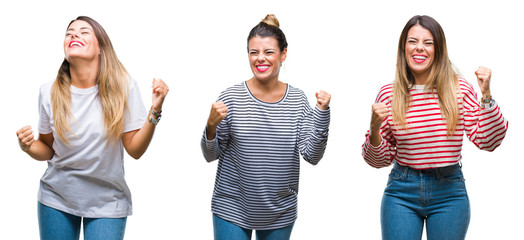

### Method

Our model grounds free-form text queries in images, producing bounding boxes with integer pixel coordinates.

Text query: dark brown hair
[247,14,288,52]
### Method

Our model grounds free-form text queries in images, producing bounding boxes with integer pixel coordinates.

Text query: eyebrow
[407,37,433,41]
[249,48,276,51]
[67,27,92,31]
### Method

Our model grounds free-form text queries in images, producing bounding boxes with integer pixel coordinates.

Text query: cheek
[63,38,70,49]
[90,37,100,52]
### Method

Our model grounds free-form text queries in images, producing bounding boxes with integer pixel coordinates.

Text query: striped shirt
[201,81,330,230]
[362,78,508,169]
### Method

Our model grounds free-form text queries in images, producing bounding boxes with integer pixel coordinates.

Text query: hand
[16,125,35,152]
[474,66,491,97]
[315,90,331,110]
[370,102,389,131]
[207,102,228,129]
[151,78,169,112]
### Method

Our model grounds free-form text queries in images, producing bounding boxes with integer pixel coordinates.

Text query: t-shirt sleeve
[38,83,53,134]
[124,79,147,133]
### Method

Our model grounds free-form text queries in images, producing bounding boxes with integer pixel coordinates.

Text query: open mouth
[412,55,427,63]
[69,41,84,48]
[256,65,270,72]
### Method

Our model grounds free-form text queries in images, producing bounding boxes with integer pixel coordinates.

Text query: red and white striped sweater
[362,78,508,169]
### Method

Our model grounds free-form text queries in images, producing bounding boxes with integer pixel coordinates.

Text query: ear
[280,48,287,63]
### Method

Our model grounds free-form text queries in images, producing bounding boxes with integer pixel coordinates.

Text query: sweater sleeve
[461,81,508,151]
[361,85,396,168]
[298,94,330,165]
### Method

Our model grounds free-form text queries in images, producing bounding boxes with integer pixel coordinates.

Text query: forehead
[67,20,93,30]
[248,36,279,49]
[407,25,433,39]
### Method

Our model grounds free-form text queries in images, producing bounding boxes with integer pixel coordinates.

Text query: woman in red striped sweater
[362,15,508,240]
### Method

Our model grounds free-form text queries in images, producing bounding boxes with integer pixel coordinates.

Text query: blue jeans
[381,162,470,240]
[38,202,127,240]
[213,214,294,240]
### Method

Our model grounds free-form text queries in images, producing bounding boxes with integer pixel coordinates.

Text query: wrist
[21,146,31,153]
[480,90,491,99]
[316,104,329,111]
[206,122,218,130]
[148,107,162,125]
[151,106,162,115]
[480,95,496,109]
[370,122,382,132]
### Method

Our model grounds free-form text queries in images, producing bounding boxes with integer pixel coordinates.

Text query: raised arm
[463,67,508,151]
[298,90,331,165]
[362,88,397,168]
[123,78,168,159]
[200,101,229,162]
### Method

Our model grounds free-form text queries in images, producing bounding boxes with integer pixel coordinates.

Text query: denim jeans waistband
[393,161,461,176]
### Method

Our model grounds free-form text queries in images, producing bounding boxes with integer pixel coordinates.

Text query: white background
[1,0,522,239]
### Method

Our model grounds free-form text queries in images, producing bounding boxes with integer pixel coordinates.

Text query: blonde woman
[362,15,508,240]
[201,14,331,240]
[15,16,168,240]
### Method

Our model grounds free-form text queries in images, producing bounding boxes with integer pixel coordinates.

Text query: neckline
[70,84,98,95]
[243,81,289,105]
[411,84,427,90]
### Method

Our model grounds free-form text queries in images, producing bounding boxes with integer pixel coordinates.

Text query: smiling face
[248,36,287,83]
[405,24,434,83]
[64,20,100,62]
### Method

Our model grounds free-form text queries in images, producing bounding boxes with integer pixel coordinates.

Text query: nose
[415,42,424,51]
[71,31,80,39]
[257,53,266,62]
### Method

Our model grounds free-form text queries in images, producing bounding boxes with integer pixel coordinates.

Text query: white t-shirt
[37,79,146,218]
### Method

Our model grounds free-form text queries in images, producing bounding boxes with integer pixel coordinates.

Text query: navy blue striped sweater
[201,81,330,230]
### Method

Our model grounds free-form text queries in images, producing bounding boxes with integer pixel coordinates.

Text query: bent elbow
[204,156,215,163]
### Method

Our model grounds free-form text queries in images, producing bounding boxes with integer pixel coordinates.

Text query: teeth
[257,66,269,69]
[413,55,426,60]
[70,42,83,47]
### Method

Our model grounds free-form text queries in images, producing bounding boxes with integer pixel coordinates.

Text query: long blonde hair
[52,16,129,144]
[393,15,459,137]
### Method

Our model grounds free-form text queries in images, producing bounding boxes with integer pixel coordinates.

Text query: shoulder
[287,84,306,97]
[457,76,477,98]
[218,82,247,101]
[285,84,310,105]
[39,81,54,99]
[375,82,394,103]
[128,77,139,90]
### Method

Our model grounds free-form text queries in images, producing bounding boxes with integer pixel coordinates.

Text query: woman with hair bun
[201,14,331,240]
[362,15,508,239]
[15,16,169,240]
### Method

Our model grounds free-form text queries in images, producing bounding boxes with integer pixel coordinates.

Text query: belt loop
[402,162,408,176]
[436,168,443,180]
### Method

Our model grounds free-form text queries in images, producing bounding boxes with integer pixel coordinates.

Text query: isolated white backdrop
[0,0,521,239]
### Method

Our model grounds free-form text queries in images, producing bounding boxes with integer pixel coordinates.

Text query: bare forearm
[124,121,156,159]
[25,140,54,161]
[369,127,382,147]
[206,125,217,140]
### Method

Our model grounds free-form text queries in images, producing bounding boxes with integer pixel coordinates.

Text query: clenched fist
[16,125,36,152]
[206,101,228,140]
[151,78,169,112]
[315,90,331,110]
[474,66,492,97]
[370,102,389,131]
